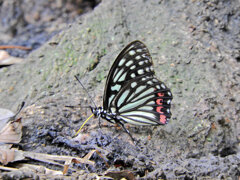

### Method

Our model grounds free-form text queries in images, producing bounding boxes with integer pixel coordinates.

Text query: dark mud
[0,0,239,179]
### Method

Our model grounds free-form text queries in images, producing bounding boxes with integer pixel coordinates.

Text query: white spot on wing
[119,94,155,113]
[138,69,144,74]
[118,58,126,66]
[111,84,121,91]
[168,91,172,96]
[121,111,155,119]
[126,60,133,67]
[146,101,155,105]
[139,61,144,65]
[131,73,136,78]
[130,65,136,70]
[111,107,116,113]
[117,90,130,107]
[136,49,142,53]
[138,106,153,111]
[153,78,158,82]
[131,82,137,88]
[129,50,136,56]
[129,45,135,49]
[134,87,154,101]
[120,116,157,125]
[167,99,171,104]
[118,72,127,82]
[113,68,119,77]
[108,95,115,107]
[161,84,166,89]
[136,85,147,94]
[136,55,141,60]
[147,81,153,85]
[113,69,124,82]
[106,116,111,120]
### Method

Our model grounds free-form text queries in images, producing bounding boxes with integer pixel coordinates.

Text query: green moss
[51,42,81,74]
[96,71,105,82]
[42,69,50,81]
[88,57,100,71]
[47,84,53,89]
[2,67,8,73]
[207,137,212,142]
[101,48,107,56]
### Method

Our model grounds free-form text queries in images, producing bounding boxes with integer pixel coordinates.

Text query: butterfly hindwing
[110,75,172,125]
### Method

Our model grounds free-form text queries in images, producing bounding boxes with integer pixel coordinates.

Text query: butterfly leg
[118,122,135,143]
[97,116,106,145]
[98,115,102,129]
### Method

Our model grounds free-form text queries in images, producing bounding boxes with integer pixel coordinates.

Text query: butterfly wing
[103,40,172,125]
[103,41,154,109]
[112,76,172,125]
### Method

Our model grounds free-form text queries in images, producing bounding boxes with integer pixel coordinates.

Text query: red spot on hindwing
[158,92,164,97]
[160,115,167,124]
[156,105,167,124]
[156,99,163,105]
[156,106,164,113]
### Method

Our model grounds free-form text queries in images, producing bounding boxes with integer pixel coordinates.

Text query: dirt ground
[0,0,239,179]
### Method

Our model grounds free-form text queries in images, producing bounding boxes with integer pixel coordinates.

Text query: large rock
[0,0,239,179]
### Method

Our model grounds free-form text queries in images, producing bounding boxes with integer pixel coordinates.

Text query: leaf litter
[0,103,105,177]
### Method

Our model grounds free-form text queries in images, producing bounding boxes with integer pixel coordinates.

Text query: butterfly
[75,40,172,141]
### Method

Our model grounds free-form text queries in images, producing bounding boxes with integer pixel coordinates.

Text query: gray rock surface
[0,0,239,179]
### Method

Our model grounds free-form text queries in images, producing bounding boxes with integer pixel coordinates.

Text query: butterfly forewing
[102,40,172,126]
[103,41,155,110]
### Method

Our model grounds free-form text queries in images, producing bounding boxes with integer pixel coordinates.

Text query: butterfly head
[90,106,104,117]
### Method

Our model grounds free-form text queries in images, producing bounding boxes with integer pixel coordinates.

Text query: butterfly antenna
[64,105,91,109]
[5,101,25,123]
[15,101,25,117]
[74,75,97,108]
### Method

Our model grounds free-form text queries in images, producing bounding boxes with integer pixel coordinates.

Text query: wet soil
[0,0,239,179]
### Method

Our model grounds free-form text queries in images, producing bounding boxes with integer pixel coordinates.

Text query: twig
[0,45,31,51]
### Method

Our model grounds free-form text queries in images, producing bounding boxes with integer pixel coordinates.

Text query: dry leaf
[0,102,25,133]
[0,148,95,169]
[0,165,18,171]
[63,158,72,175]
[0,118,22,144]
[83,149,109,167]
[0,148,25,165]
[63,150,109,175]
[63,164,69,175]
[0,148,15,165]
[0,108,15,132]
[0,50,23,65]
[16,164,63,175]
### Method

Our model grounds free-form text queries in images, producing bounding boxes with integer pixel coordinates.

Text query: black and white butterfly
[76,40,172,140]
